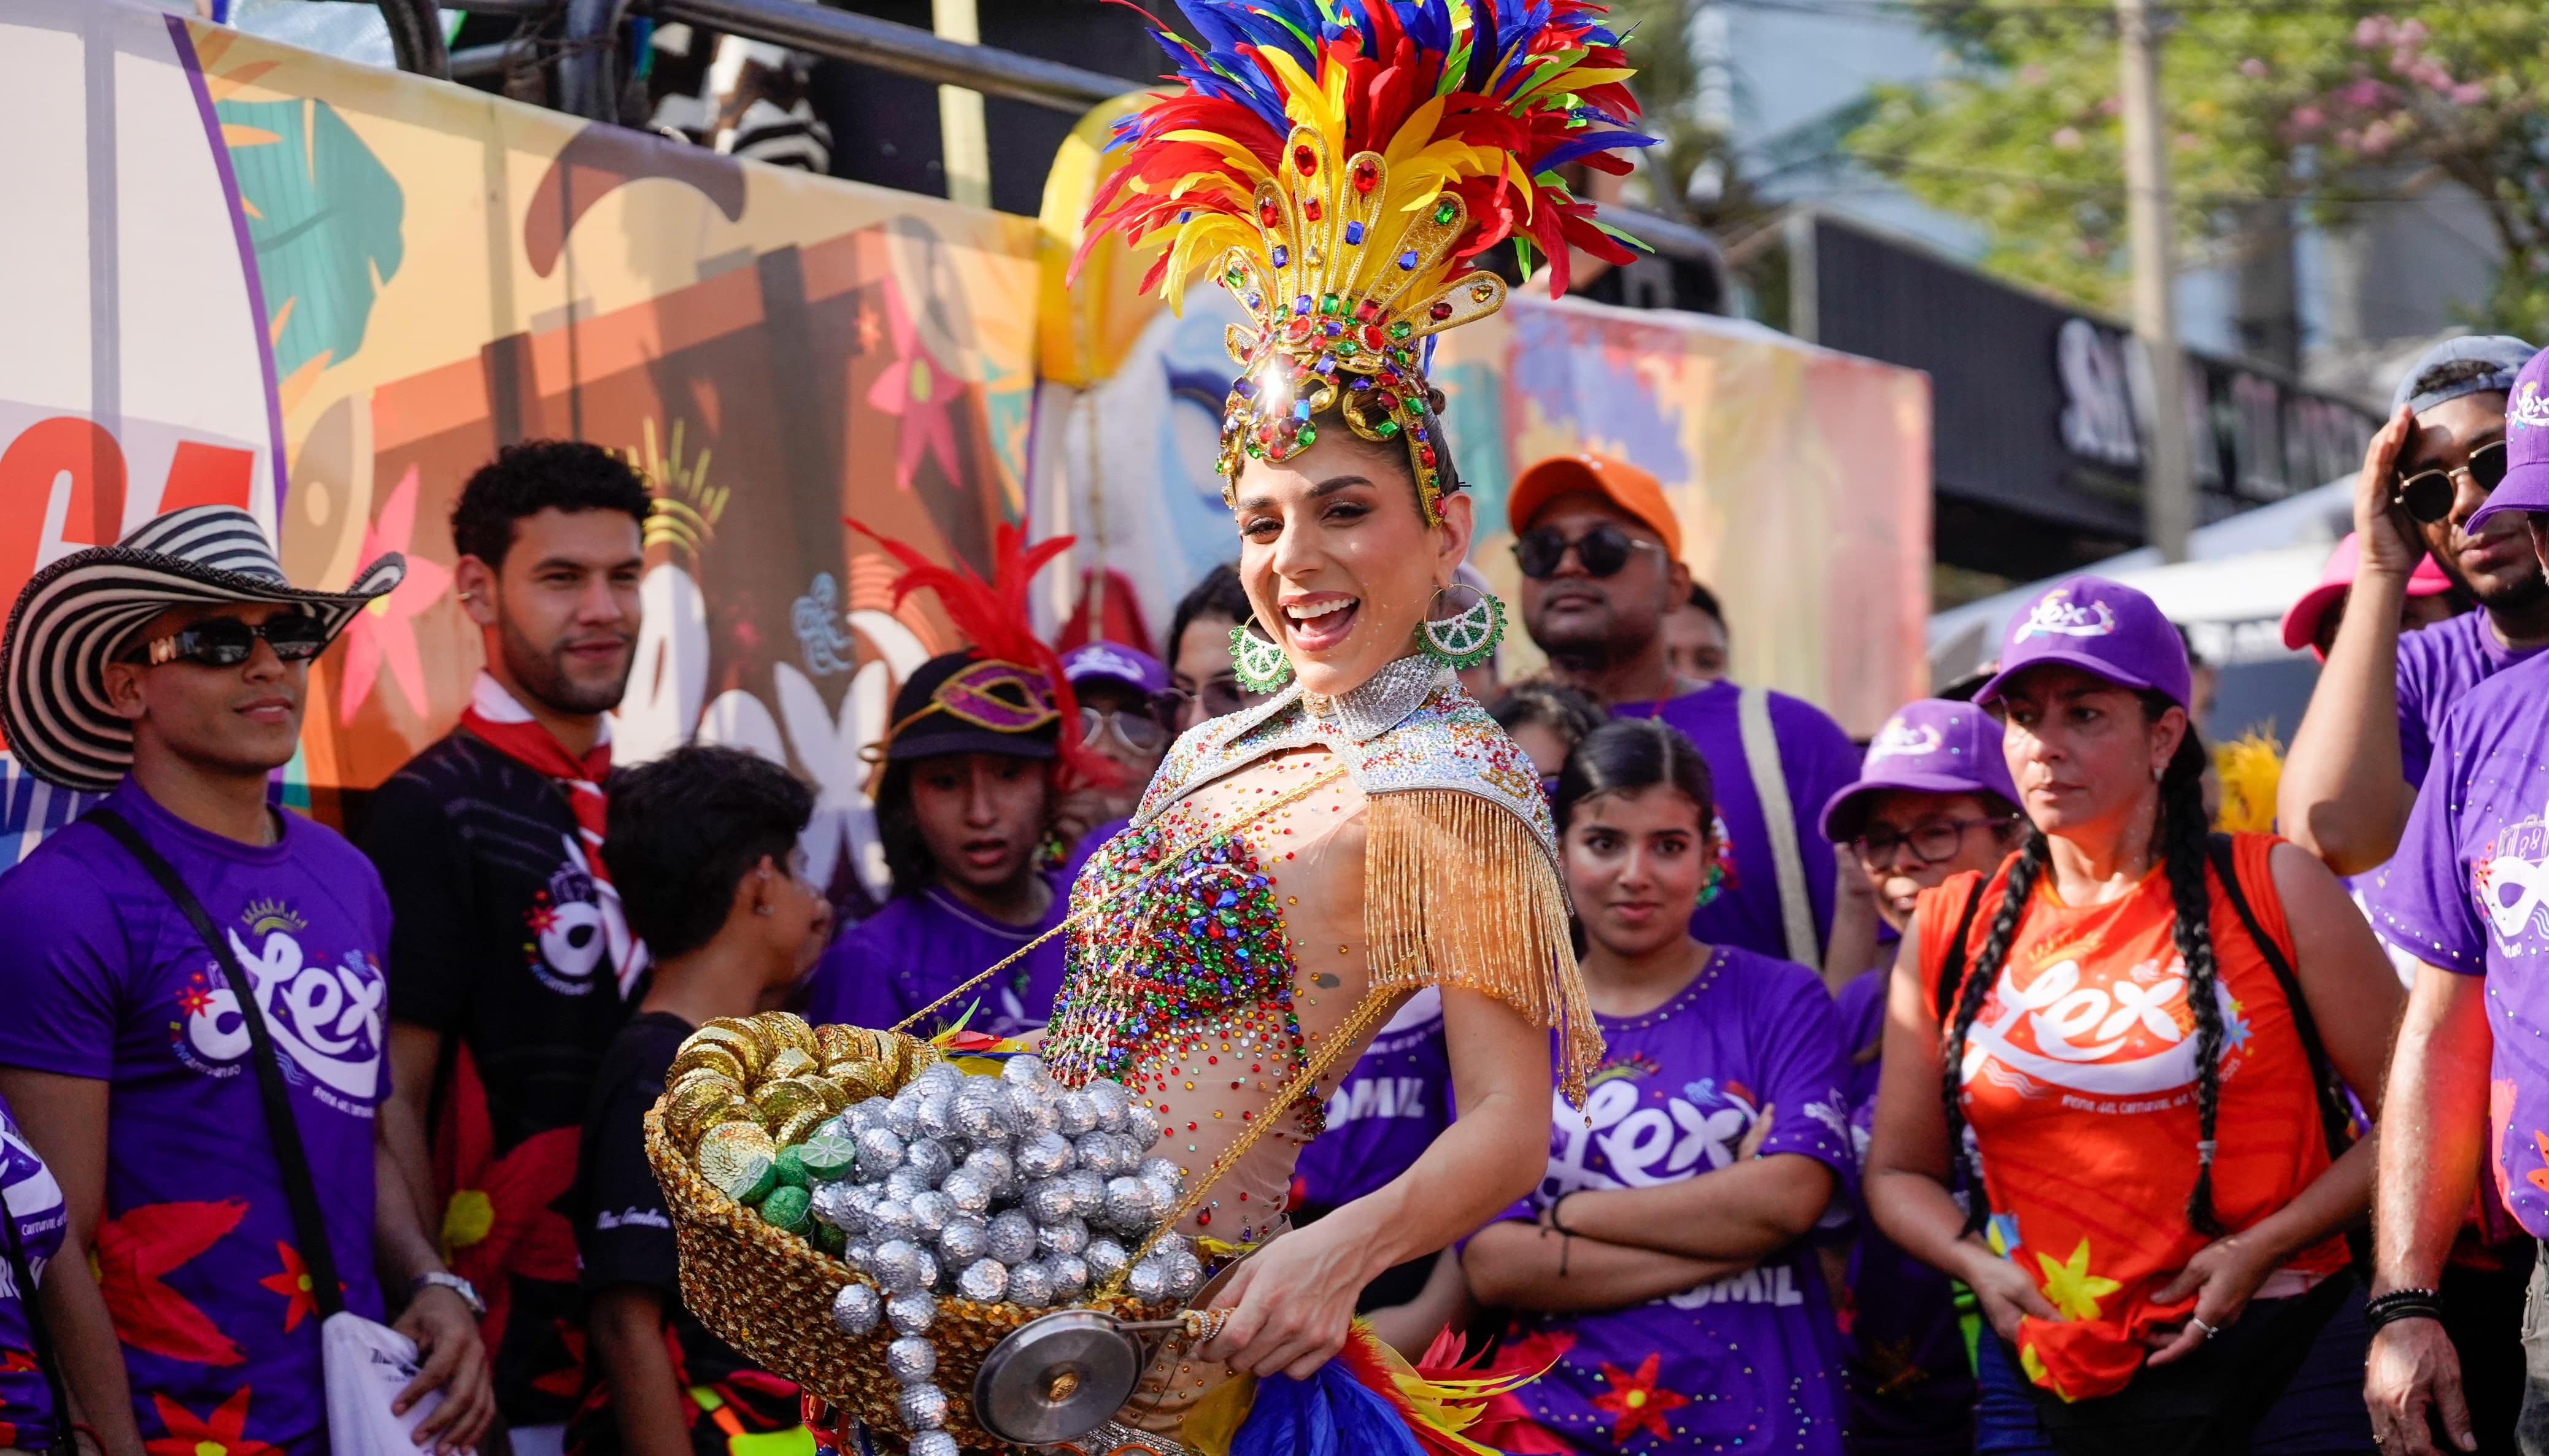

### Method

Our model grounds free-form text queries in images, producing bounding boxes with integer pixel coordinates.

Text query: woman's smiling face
[1232,431,1471,698]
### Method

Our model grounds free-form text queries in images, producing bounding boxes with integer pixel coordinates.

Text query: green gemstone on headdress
[1336,339,1359,358]
[1319,293,1341,315]
[1374,418,1400,439]
[1388,320,1413,341]
[1295,423,1317,448]
[1432,198,1457,226]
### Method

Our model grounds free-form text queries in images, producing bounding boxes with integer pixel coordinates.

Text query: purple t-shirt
[1833,972,1972,1455]
[1494,947,1852,1454]
[2396,609,2545,790]
[802,876,1070,1039]
[1292,987,1452,1210]
[1615,684,1860,965]
[1,1092,67,1447]
[2372,653,2549,1237]
[0,780,388,1456]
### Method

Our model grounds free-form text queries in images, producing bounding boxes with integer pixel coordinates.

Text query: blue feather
[1228,1362,1427,1456]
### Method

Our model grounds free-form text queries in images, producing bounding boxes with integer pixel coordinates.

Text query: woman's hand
[1195,1217,1378,1380]
[1956,1244,2057,1344]
[2142,1233,2281,1366]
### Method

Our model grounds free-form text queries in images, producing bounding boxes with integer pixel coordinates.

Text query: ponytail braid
[2150,706,2226,1236]
[1939,828,2048,1233]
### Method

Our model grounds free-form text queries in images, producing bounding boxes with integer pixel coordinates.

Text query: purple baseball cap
[1819,698,2021,844]
[2469,345,2549,533]
[1973,574,2191,711]
[1060,640,1170,696]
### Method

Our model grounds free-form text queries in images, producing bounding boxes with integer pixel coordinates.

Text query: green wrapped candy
[795,1128,858,1182]
[814,1221,847,1256]
[758,1183,812,1234]
[772,1145,811,1190]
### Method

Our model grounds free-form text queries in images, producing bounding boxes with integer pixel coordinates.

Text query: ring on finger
[2188,1316,2218,1341]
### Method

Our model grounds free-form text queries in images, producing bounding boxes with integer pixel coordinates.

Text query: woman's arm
[1362,1246,1475,1360]
[1463,1222,1747,1314]
[1200,988,1549,1379]
[1551,1155,1834,1263]
[1861,919,2056,1343]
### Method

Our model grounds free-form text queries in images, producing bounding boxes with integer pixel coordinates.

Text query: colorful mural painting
[0,0,1930,885]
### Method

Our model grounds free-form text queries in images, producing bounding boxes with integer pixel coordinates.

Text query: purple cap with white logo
[1060,640,1170,696]
[1818,698,2021,844]
[1973,574,2191,712]
[2469,345,2549,532]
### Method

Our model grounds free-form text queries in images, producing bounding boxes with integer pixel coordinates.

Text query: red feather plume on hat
[847,518,1119,790]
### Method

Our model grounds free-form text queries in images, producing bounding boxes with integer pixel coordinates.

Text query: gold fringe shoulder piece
[1363,788,1601,1104]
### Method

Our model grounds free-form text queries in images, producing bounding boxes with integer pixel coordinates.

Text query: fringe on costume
[1363,790,1601,1104]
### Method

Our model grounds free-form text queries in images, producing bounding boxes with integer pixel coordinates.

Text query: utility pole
[2116,0,2193,562]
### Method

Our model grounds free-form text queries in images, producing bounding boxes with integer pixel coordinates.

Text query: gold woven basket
[644,1104,1174,1449]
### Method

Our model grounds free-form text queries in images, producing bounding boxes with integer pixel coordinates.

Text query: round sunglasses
[1513,523,1667,580]
[1852,815,2020,869]
[2393,439,2509,525]
[125,612,331,668]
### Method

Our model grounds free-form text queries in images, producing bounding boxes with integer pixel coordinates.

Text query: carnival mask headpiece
[1079,0,1654,524]
[850,520,1114,786]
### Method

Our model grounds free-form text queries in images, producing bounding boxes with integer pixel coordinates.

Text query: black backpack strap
[0,1159,73,1455]
[88,809,347,1321]
[2205,833,2353,1163]
[1930,870,1993,1023]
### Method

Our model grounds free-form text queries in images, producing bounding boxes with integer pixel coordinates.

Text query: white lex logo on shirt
[185,928,386,1106]
[1959,955,2236,1098]
[0,1123,64,1296]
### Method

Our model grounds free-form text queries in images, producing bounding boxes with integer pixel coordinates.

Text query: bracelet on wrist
[2365,1287,2445,1333]
[1548,1190,1581,1237]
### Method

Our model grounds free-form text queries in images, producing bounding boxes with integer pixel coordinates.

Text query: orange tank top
[1915,832,2346,1402]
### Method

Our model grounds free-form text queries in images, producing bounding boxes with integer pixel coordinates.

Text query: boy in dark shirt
[570,747,831,1456]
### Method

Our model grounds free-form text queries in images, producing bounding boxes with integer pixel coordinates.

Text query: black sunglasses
[2394,440,2509,525]
[126,612,330,668]
[1513,523,1664,580]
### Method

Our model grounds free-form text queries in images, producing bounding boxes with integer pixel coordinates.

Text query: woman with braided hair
[1863,577,2402,1454]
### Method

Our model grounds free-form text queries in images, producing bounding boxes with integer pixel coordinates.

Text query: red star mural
[94,1200,248,1366]
[145,1389,279,1456]
[1591,1353,1691,1445]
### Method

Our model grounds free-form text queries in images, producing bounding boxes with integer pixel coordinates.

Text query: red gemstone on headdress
[1362,324,1386,349]
[1350,158,1378,195]
[1286,315,1314,340]
[1353,298,1378,321]
[1429,300,1454,321]
[1292,144,1316,176]
[1303,198,1323,223]
[1257,197,1279,226]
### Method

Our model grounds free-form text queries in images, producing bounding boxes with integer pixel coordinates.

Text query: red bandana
[460,674,639,992]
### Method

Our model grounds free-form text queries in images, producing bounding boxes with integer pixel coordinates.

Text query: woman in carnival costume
[1032,1,1654,1449]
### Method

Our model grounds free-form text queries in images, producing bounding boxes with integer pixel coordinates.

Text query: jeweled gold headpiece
[1078,0,1654,523]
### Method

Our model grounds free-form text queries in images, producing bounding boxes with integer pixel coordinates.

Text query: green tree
[1847,4,2549,335]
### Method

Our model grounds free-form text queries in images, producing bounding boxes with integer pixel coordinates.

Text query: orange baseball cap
[1506,452,1681,559]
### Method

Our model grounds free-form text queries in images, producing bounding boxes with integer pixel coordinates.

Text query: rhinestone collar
[1135,654,1451,826]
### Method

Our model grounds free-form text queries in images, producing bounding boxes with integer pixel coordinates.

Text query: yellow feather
[2213,730,2284,834]
[1381,95,1449,166]
[1158,128,1275,186]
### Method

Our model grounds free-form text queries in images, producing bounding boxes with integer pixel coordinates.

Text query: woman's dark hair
[872,755,1051,901]
[1164,563,1255,661]
[1937,691,2224,1235]
[601,745,814,961]
[1491,682,1606,751]
[450,439,654,568]
[1551,718,1716,835]
[1685,581,1725,630]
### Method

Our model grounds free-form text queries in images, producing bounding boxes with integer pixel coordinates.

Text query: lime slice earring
[1419,580,1504,672]
[1229,616,1294,692]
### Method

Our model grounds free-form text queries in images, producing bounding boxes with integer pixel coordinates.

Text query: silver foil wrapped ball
[939,1168,992,1215]
[1006,1259,1055,1308]
[1074,1132,1127,1177]
[1149,1231,1193,1265]
[1138,1157,1182,1188]
[937,1215,989,1265]
[870,1239,927,1292]
[1054,1090,1098,1137]
[957,1257,1008,1303]
[1125,1258,1171,1303]
[867,1198,916,1244]
[904,1138,954,1186]
[843,1240,874,1271]
[887,1288,936,1335]
[1005,1082,1060,1136]
[895,1382,950,1432]
[1048,1252,1090,1296]
[963,1147,1017,1196]
[912,1247,941,1292]
[847,1098,891,1135]
[885,1088,925,1136]
[828,1281,881,1336]
[885,1166,933,1206]
[1037,1215,1089,1258]
[884,1335,937,1384]
[1084,1238,1130,1281]
[986,1210,1036,1265]
[1065,1168,1109,1211]
[1140,1173,1181,1212]
[1016,1131,1073,1179]
[1121,1101,1161,1146]
[914,1060,963,1095]
[810,1181,860,1232]
[1023,1178,1077,1223]
[908,1434,959,1456]
[1166,1250,1205,1300]
[1000,1053,1051,1088]
[908,1190,954,1239]
[1103,1176,1157,1230]
[1085,1079,1130,1130]
[855,1127,905,1177]
[954,1080,1005,1141]
[914,1091,958,1141]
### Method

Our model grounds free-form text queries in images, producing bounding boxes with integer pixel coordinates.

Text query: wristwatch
[412,1271,486,1318]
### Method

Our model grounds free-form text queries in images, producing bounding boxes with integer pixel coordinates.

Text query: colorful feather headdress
[1079,0,1653,523]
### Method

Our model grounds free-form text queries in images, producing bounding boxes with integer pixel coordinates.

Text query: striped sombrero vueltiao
[0,505,405,793]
